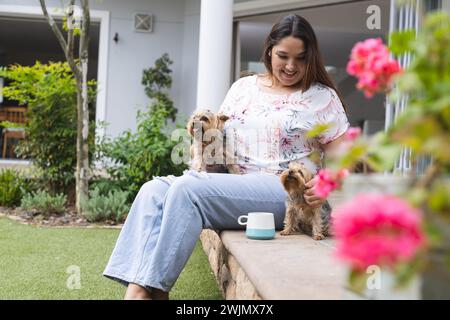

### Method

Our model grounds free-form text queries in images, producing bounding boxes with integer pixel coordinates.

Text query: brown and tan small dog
[279,161,330,240]
[187,109,240,174]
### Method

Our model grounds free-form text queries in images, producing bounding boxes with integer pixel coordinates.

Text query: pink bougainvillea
[314,168,349,198]
[345,127,362,141]
[332,193,426,271]
[347,38,402,98]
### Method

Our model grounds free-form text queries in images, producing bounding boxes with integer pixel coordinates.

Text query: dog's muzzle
[286,173,297,181]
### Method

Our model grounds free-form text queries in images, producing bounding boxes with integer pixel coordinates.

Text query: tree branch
[79,0,91,60]
[67,0,75,57]
[39,0,79,77]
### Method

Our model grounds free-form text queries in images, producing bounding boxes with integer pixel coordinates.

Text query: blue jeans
[103,172,287,292]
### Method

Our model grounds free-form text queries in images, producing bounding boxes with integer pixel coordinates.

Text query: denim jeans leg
[103,178,170,289]
[143,172,287,292]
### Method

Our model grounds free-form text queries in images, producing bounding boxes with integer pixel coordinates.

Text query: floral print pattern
[219,75,350,175]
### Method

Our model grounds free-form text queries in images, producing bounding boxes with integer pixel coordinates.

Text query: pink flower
[337,168,349,179]
[332,194,426,271]
[314,169,337,198]
[314,168,349,198]
[346,38,402,98]
[345,127,362,141]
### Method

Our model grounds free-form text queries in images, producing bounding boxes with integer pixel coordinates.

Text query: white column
[196,0,233,111]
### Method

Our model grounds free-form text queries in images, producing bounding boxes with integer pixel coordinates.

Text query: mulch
[0,206,123,228]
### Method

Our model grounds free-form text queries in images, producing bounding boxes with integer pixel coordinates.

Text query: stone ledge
[200,190,361,300]
[200,228,261,299]
[201,229,354,299]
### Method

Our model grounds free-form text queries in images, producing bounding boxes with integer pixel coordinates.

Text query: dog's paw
[313,233,325,240]
[280,229,294,236]
[225,164,241,175]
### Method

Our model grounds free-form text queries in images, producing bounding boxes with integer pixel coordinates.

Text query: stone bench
[199,191,360,300]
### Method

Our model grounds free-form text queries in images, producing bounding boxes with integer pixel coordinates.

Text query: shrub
[0,61,96,194]
[95,54,188,201]
[96,105,187,201]
[0,169,29,207]
[141,53,177,122]
[89,177,125,196]
[20,190,67,215]
[81,187,130,223]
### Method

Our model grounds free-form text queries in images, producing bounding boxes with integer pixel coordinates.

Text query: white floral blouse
[219,75,350,175]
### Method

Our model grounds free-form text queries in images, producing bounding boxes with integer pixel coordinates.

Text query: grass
[0,217,223,300]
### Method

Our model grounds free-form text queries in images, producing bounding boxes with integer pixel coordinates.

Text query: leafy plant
[314,11,450,292]
[89,177,125,197]
[20,190,67,215]
[96,103,187,201]
[141,53,177,122]
[388,12,450,175]
[0,169,29,207]
[0,61,96,195]
[95,54,188,201]
[81,187,130,223]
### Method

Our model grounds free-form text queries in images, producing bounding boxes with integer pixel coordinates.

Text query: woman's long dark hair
[261,14,347,111]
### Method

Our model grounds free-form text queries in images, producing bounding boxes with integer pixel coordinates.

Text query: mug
[238,212,275,240]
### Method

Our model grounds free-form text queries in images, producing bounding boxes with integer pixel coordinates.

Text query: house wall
[0,0,201,138]
[443,0,450,13]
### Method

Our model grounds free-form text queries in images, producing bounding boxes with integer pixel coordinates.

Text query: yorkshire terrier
[186,109,240,174]
[279,161,331,240]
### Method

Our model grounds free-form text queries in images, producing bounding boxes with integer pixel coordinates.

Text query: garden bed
[0,206,122,228]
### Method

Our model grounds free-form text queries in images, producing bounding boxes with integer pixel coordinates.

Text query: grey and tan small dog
[186,109,240,174]
[279,162,331,240]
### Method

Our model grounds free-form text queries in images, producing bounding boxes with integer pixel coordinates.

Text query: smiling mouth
[282,70,297,78]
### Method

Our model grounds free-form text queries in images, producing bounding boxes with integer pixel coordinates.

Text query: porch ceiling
[238,0,389,67]
[0,16,99,59]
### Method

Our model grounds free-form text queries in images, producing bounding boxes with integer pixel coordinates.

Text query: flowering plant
[332,194,427,291]
[311,11,450,293]
[314,168,348,198]
[346,38,402,98]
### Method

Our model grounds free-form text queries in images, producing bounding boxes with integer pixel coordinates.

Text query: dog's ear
[186,117,194,136]
[216,113,229,131]
[218,113,229,122]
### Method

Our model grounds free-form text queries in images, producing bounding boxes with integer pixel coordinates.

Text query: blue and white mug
[238,212,275,240]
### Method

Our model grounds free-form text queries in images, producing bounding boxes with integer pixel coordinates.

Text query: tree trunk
[40,0,91,215]
[76,0,91,214]
[75,82,86,213]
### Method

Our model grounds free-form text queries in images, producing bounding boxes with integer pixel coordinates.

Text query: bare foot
[152,288,169,300]
[124,283,152,300]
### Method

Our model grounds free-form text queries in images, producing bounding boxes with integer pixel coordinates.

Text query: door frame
[0,4,110,141]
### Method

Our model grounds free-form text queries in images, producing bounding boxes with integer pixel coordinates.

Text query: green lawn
[0,217,223,300]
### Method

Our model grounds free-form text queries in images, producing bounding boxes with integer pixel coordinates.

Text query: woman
[103,14,350,300]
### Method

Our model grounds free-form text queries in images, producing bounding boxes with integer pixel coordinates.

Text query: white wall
[443,0,450,13]
[0,0,201,138]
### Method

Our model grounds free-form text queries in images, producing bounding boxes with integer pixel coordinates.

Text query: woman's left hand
[304,178,326,209]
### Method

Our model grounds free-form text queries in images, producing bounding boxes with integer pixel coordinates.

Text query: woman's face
[270,36,306,88]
